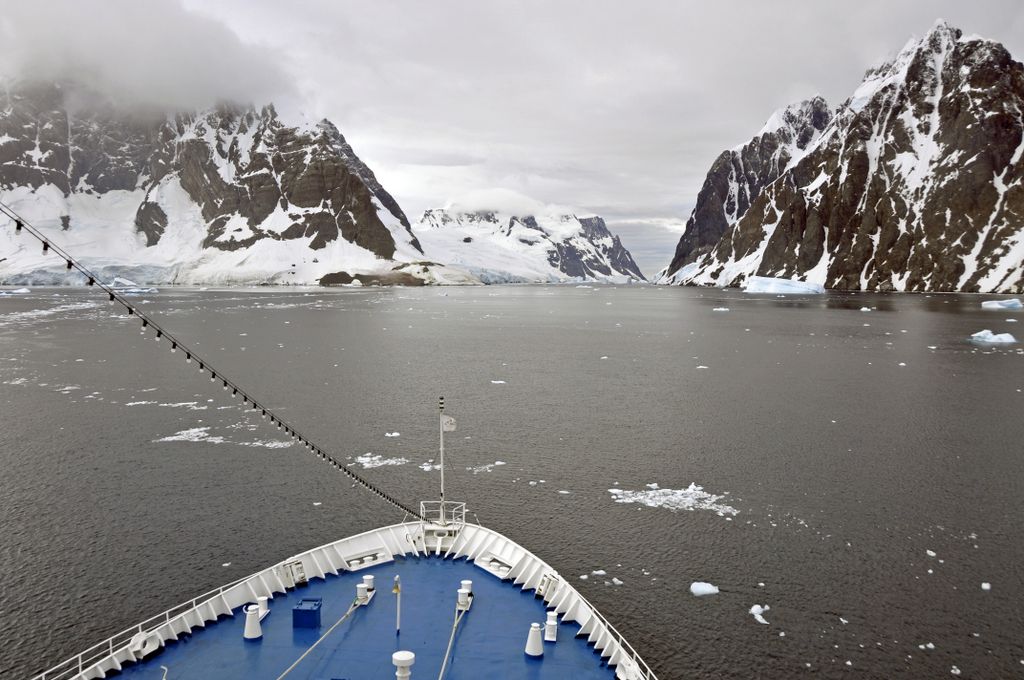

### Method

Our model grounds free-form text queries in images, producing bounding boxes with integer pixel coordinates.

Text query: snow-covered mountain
[657,21,1024,293]
[0,81,464,285]
[412,209,645,283]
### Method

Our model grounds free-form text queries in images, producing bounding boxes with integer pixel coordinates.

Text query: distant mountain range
[657,21,1024,293]
[413,209,644,284]
[0,82,642,285]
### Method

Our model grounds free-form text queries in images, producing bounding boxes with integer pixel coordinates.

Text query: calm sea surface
[0,285,1022,679]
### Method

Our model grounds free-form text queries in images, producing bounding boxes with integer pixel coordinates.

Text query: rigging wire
[0,199,424,521]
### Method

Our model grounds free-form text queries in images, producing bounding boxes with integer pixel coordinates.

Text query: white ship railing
[419,500,466,525]
[35,572,256,680]
[32,521,658,680]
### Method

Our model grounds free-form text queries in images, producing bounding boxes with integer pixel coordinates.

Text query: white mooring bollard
[393,650,415,679]
[525,622,544,657]
[544,611,558,642]
[457,588,470,608]
[257,596,269,619]
[363,574,376,592]
[243,604,262,640]
[357,582,369,603]
[461,579,473,595]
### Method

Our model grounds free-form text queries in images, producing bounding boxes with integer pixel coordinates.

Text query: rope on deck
[275,599,361,680]
[437,602,471,680]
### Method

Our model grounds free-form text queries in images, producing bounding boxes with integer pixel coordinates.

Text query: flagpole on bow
[439,396,445,510]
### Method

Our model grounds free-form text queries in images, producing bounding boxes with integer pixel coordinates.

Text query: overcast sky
[2,1,1023,275]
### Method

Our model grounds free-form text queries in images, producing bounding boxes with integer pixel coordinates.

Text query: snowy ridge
[0,82,435,285]
[655,96,833,285]
[660,20,1024,293]
[412,208,645,284]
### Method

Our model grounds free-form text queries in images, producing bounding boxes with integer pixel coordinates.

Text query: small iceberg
[749,604,771,625]
[690,582,719,597]
[981,299,1022,310]
[743,276,825,295]
[0,287,31,296]
[970,330,1018,344]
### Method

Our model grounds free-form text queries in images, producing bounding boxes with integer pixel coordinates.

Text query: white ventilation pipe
[393,650,415,679]
[243,604,262,640]
[524,622,544,657]
[544,611,558,642]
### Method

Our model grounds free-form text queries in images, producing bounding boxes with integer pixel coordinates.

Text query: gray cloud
[5,1,1024,275]
[0,0,292,110]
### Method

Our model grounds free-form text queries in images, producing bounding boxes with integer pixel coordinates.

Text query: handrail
[32,520,407,680]
[33,521,658,680]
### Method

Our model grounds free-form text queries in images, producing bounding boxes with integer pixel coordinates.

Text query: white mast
[439,395,445,506]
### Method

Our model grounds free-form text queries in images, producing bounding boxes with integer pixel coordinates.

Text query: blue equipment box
[293,598,322,628]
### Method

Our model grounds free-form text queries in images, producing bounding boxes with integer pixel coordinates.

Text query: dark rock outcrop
[660,21,1024,293]
[0,82,420,266]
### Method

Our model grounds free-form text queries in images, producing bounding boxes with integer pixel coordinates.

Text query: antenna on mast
[438,396,457,525]
[439,396,445,505]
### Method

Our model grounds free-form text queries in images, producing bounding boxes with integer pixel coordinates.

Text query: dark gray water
[0,285,1022,680]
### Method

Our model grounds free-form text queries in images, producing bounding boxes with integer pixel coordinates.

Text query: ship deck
[118,554,616,679]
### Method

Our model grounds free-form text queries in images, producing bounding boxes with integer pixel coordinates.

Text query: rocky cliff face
[658,21,1024,293]
[413,209,645,283]
[658,97,832,283]
[0,81,425,284]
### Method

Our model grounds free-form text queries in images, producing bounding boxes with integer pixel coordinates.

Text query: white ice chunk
[592,569,607,576]
[690,582,720,597]
[608,483,738,516]
[384,432,400,437]
[981,582,991,591]
[749,604,771,624]
[490,380,506,384]
[743,277,825,295]
[970,330,1018,344]
[353,453,409,468]
[712,307,730,312]
[981,299,1022,310]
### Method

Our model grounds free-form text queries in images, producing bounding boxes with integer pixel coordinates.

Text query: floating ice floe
[749,604,771,624]
[608,483,739,516]
[384,432,400,438]
[970,330,1018,344]
[690,582,719,597]
[490,380,506,384]
[611,577,624,586]
[981,582,991,591]
[860,307,872,312]
[353,453,409,468]
[419,461,441,471]
[743,277,825,295]
[981,299,1022,310]
[155,427,227,444]
[466,461,506,474]
[0,288,31,296]
[712,307,730,312]
[591,569,607,576]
